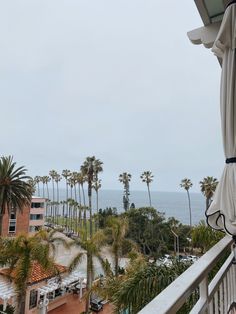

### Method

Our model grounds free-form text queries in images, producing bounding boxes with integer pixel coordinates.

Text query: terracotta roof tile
[0,261,67,284]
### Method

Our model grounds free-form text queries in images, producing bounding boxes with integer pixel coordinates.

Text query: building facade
[1,197,46,237]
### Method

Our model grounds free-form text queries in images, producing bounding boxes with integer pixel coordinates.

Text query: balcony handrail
[138,235,233,314]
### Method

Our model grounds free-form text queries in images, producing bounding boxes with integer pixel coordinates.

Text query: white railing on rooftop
[139,235,235,314]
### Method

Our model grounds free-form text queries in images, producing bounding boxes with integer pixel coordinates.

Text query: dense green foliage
[191,220,224,253]
[101,256,192,313]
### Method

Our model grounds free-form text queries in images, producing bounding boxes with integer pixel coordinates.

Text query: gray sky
[0,0,224,192]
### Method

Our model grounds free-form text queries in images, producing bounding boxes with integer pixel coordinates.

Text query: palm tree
[77,172,87,231]
[69,230,107,314]
[180,178,193,228]
[27,178,36,195]
[34,176,41,196]
[102,256,192,314]
[107,217,133,277]
[81,157,103,238]
[119,172,132,211]
[62,170,71,230]
[140,171,154,207]
[0,156,32,235]
[54,173,62,224]
[42,175,50,199]
[92,179,102,214]
[35,229,69,255]
[77,172,86,206]
[199,176,218,210]
[0,233,59,314]
[49,170,57,223]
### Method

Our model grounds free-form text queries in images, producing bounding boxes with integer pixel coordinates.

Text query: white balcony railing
[139,235,235,314]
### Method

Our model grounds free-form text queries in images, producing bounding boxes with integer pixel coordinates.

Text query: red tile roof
[0,261,67,284]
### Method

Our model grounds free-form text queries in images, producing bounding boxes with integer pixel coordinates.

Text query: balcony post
[199,277,209,312]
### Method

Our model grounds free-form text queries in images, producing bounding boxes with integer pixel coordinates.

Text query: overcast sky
[0,0,223,192]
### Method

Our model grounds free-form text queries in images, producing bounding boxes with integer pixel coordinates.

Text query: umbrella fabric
[206,3,236,235]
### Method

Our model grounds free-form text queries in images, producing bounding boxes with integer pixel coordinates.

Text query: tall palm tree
[49,170,57,223]
[119,172,132,211]
[69,230,108,314]
[140,171,154,207]
[34,176,41,196]
[44,176,51,200]
[0,233,59,314]
[0,156,32,235]
[81,157,103,238]
[180,178,193,228]
[199,176,218,210]
[92,179,102,214]
[62,170,71,230]
[77,172,86,206]
[54,173,62,224]
[77,172,87,231]
[27,178,36,195]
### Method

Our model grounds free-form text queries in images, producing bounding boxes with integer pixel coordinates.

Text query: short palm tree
[199,176,218,210]
[140,171,154,207]
[106,216,133,277]
[180,178,193,228]
[119,172,132,211]
[0,156,32,235]
[35,229,69,256]
[0,233,59,314]
[69,230,107,314]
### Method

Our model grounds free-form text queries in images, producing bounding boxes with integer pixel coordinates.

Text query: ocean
[96,190,206,226]
[40,188,206,226]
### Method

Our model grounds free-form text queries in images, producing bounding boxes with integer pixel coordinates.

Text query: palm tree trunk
[95,190,99,232]
[147,183,152,207]
[16,290,26,314]
[37,182,40,196]
[86,252,92,314]
[115,250,119,277]
[0,214,3,236]
[88,181,93,238]
[81,183,86,206]
[206,197,211,210]
[187,190,192,228]
[42,184,45,198]
[56,181,59,225]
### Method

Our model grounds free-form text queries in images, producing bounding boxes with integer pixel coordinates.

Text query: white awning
[0,279,16,301]
[38,271,86,295]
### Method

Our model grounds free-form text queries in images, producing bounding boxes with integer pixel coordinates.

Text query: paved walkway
[49,294,113,314]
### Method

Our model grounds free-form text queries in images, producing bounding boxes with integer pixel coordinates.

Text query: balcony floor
[49,294,113,314]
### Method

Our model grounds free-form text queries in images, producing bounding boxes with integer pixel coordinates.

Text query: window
[31,202,44,209]
[10,212,16,220]
[8,221,16,233]
[30,214,43,220]
[29,289,38,309]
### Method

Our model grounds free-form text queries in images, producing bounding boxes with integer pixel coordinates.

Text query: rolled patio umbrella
[206,1,236,235]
